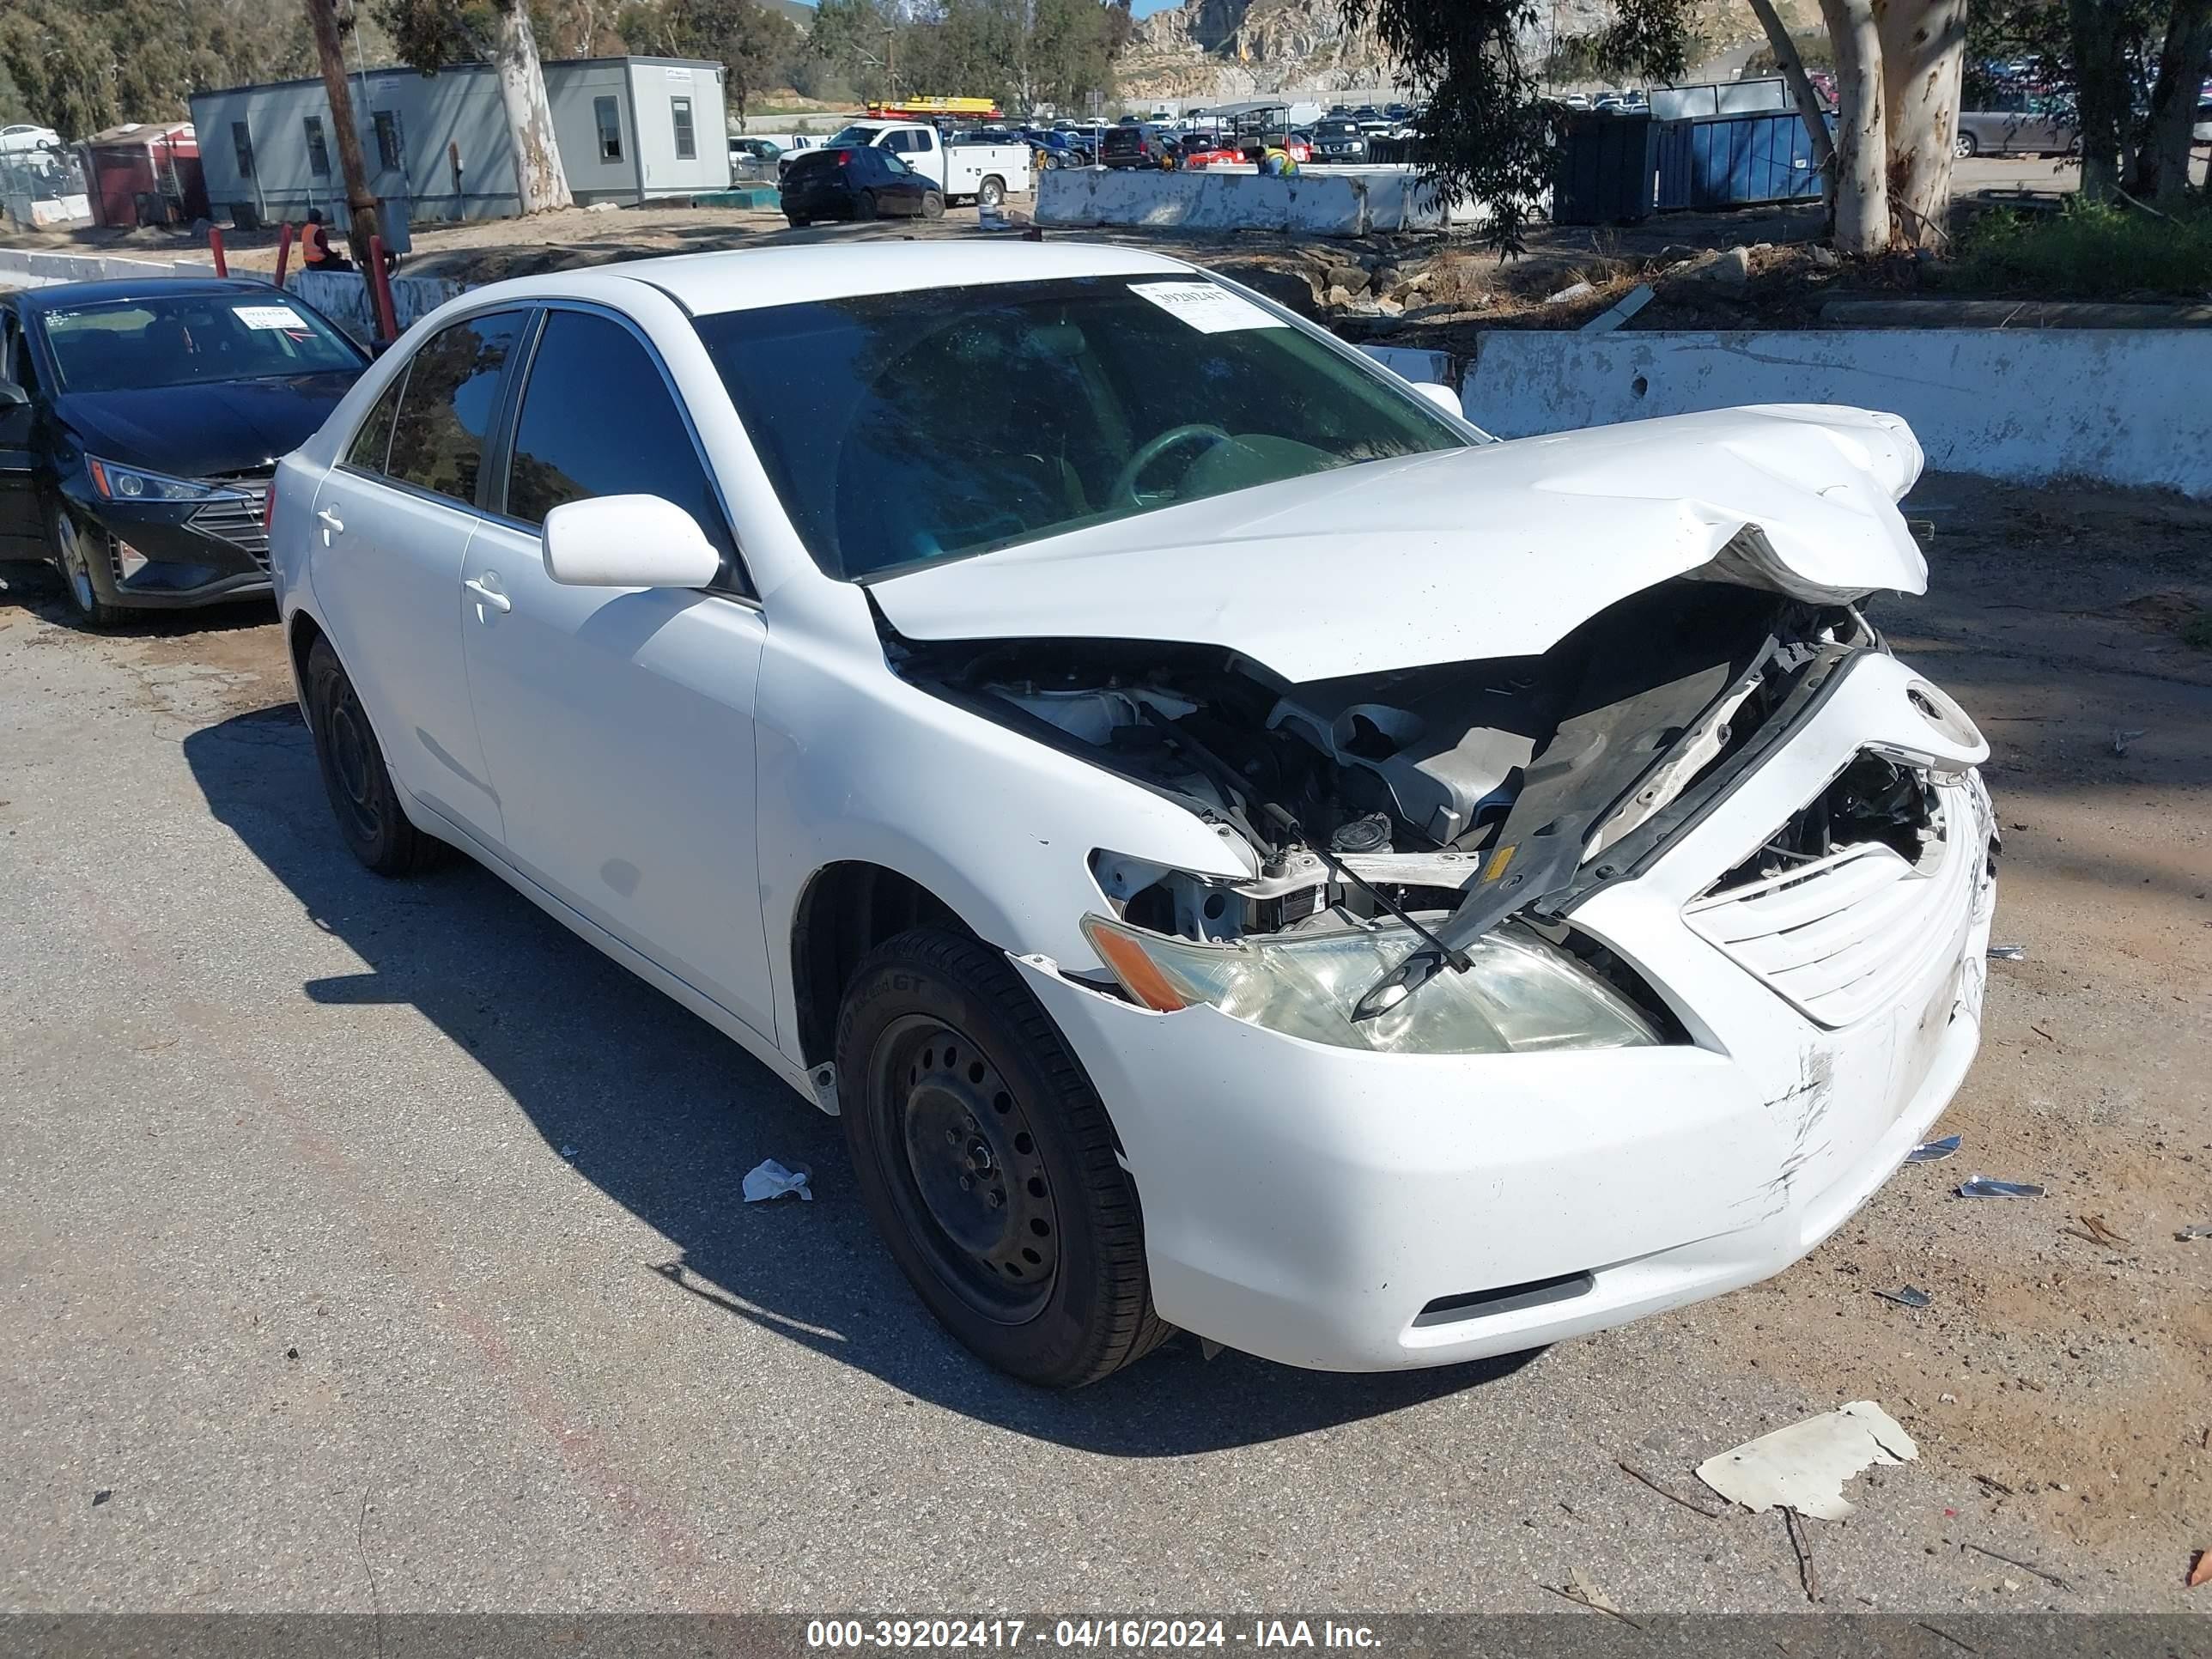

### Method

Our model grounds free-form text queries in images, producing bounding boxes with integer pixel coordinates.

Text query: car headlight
[87,457,221,502]
[1080,914,1659,1055]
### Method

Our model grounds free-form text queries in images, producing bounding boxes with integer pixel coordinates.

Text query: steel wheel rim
[323,679,382,842]
[872,1014,1059,1323]
[55,514,95,613]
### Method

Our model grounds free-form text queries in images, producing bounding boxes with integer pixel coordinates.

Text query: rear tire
[978,175,1006,207]
[835,925,1170,1389]
[303,637,445,878]
[786,215,810,228]
[920,189,945,220]
[47,501,127,630]
[854,190,878,221]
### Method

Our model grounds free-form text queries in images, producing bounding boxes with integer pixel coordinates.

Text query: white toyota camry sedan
[270,242,1996,1387]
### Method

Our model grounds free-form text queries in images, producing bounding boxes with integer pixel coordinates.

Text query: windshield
[40,293,364,393]
[827,124,886,146]
[1317,120,1360,137]
[695,276,1468,580]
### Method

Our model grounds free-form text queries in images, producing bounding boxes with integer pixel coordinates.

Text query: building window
[231,121,255,179]
[671,96,696,161]
[594,95,623,162]
[304,115,331,178]
[374,109,404,172]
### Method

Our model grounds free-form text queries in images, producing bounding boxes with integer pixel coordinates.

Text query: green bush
[1947,197,2212,300]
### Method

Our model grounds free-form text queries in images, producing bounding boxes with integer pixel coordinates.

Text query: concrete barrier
[1035,165,1480,236]
[286,268,468,342]
[1463,328,2212,499]
[0,247,219,289]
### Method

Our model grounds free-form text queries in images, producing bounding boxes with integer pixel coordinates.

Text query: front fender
[751,627,1249,1063]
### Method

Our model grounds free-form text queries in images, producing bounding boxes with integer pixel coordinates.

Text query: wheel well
[793,862,971,1066]
[289,609,328,690]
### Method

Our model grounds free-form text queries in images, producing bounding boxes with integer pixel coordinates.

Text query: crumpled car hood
[869,404,1929,682]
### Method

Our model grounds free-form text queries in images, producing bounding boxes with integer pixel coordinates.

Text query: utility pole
[305,0,380,253]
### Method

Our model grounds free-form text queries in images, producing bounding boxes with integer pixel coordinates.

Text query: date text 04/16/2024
[805,1622,1382,1650]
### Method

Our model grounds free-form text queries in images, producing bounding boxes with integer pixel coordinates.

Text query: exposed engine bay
[888,575,1939,1012]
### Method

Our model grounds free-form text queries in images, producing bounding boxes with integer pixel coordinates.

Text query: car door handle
[463,576,511,614]
[317,507,344,533]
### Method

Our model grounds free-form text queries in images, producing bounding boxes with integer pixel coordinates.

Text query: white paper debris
[742,1158,812,1203]
[1694,1401,1918,1520]
[234,304,307,331]
[1127,282,1285,334]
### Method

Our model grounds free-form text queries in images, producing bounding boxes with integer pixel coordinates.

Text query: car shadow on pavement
[184,704,1534,1455]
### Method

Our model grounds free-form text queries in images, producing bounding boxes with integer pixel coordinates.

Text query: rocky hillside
[1115,0,1820,103]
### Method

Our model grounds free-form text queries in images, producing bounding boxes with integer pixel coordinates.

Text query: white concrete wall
[0,248,218,288]
[1034,164,1481,236]
[1464,329,2212,499]
[286,268,467,341]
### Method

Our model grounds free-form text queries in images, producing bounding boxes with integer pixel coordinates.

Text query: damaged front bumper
[1015,649,1997,1371]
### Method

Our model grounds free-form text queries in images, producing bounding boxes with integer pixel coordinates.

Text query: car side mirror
[541,495,722,590]
[0,380,30,410]
[1412,380,1462,418]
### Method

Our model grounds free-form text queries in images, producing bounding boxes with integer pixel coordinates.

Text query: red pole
[273,222,295,286]
[366,236,398,344]
[208,224,228,277]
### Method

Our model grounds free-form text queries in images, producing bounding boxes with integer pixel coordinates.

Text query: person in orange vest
[301,208,354,272]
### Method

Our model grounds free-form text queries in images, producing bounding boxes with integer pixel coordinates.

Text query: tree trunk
[1820,0,1890,253]
[1875,0,1966,248]
[2130,0,2212,200]
[2067,0,2130,202]
[304,0,380,252]
[494,0,572,213]
[1747,0,1838,175]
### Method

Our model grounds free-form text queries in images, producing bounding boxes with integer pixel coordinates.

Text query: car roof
[479,242,1200,319]
[15,276,289,313]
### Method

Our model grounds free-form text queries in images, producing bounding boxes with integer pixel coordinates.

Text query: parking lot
[1,468,2205,1615]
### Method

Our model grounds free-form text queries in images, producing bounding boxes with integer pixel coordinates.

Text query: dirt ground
[2,474,2206,1612]
[1687,477,2212,1581]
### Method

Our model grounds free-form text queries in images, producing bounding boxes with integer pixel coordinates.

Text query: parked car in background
[0,122,62,155]
[1955,88,2079,156]
[1310,118,1370,161]
[728,136,782,182]
[821,119,1030,207]
[1167,134,1242,169]
[1018,129,1086,169]
[1100,123,1175,167]
[0,278,367,628]
[272,241,1993,1390]
[780,145,945,225]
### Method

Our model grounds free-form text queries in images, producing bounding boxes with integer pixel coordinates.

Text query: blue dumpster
[1654,110,1828,211]
[1552,112,1659,225]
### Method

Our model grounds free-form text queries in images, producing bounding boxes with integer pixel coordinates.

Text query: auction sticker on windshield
[234,305,309,331]
[1127,282,1285,334]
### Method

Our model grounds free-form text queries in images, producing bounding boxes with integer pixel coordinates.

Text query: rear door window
[384,309,527,507]
[346,369,407,474]
[500,307,738,582]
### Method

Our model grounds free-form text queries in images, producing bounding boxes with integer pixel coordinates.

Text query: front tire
[48,502,127,629]
[1954,131,1978,159]
[920,189,945,220]
[303,637,444,877]
[836,926,1170,1388]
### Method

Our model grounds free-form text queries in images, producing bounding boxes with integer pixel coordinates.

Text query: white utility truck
[823,122,1031,207]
